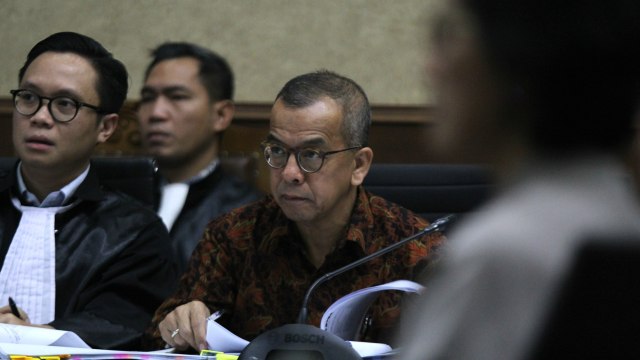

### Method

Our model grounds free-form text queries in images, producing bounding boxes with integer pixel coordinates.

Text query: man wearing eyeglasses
[0,32,177,349]
[143,70,445,351]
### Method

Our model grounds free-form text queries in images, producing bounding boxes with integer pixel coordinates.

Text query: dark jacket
[157,166,263,272]
[0,160,178,350]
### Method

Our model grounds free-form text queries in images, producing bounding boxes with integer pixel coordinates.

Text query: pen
[8,297,22,320]
[207,309,226,322]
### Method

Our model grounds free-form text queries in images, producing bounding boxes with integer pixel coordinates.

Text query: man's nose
[29,100,55,125]
[281,153,305,183]
[144,96,171,121]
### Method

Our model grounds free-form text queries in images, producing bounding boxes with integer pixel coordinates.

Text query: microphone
[238,214,455,360]
[297,213,455,324]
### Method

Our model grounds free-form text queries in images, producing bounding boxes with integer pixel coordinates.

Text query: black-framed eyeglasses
[262,141,362,173]
[10,89,105,123]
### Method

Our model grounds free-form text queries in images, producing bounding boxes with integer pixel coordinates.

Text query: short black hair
[462,0,640,153]
[18,31,129,115]
[144,42,234,101]
[275,70,371,147]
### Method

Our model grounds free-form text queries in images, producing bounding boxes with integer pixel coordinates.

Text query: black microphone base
[238,323,362,360]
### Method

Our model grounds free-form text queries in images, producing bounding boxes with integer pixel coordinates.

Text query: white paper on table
[205,318,249,353]
[0,343,209,360]
[320,279,424,341]
[349,341,393,357]
[0,324,89,347]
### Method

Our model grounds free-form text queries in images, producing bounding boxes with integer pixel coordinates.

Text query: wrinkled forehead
[269,97,346,147]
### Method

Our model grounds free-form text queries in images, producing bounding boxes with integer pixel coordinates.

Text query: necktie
[0,198,74,324]
[158,183,189,231]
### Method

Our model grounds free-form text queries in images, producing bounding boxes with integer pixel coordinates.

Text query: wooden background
[0,99,439,193]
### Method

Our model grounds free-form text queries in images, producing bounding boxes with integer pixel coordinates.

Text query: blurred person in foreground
[0,32,177,349]
[396,0,640,359]
[137,42,262,272]
[143,70,445,351]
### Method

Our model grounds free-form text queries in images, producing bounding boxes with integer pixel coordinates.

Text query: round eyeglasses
[10,89,105,123]
[262,141,361,173]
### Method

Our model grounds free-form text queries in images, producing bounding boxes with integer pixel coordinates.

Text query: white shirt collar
[160,159,219,186]
[16,162,90,207]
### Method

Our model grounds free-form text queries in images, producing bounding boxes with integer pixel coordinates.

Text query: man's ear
[351,147,373,186]
[210,99,235,132]
[96,113,118,144]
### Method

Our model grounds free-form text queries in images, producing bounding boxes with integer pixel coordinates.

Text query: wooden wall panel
[0,99,437,193]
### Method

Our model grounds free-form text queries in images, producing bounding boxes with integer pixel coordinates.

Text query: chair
[219,151,260,187]
[0,157,157,208]
[363,163,494,224]
[92,156,157,207]
[93,154,258,207]
[528,237,640,359]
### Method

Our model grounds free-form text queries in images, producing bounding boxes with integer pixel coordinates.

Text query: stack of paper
[205,280,423,358]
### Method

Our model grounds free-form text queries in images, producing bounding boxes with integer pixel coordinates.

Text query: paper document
[0,343,208,360]
[0,324,217,359]
[0,324,89,348]
[349,341,393,357]
[206,318,249,353]
[320,279,424,340]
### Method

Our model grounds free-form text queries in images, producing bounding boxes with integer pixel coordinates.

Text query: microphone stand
[296,214,455,324]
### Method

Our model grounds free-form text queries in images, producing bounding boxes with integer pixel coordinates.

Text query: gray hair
[275,70,371,147]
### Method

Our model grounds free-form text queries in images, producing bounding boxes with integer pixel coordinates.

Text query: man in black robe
[137,42,262,272]
[0,32,178,350]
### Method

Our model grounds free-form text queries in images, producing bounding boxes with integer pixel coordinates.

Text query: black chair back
[92,157,157,207]
[0,157,157,208]
[363,163,494,223]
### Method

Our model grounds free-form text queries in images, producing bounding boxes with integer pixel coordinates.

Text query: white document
[349,341,393,357]
[320,279,424,340]
[0,343,207,360]
[0,343,118,358]
[0,324,89,348]
[205,318,249,353]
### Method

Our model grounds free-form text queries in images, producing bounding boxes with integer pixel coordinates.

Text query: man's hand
[0,303,31,325]
[159,300,211,351]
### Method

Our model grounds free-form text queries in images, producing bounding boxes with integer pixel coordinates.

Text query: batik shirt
[143,186,444,349]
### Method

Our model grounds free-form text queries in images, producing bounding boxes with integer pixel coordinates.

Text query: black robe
[0,160,178,350]
[155,166,263,272]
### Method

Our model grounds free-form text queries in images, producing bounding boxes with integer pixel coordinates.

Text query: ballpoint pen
[8,297,22,320]
[207,309,226,322]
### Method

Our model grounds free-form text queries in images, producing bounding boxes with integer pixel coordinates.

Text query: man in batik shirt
[143,70,445,351]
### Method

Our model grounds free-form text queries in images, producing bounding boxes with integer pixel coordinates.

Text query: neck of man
[296,190,357,269]
[159,146,219,183]
[20,161,87,202]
